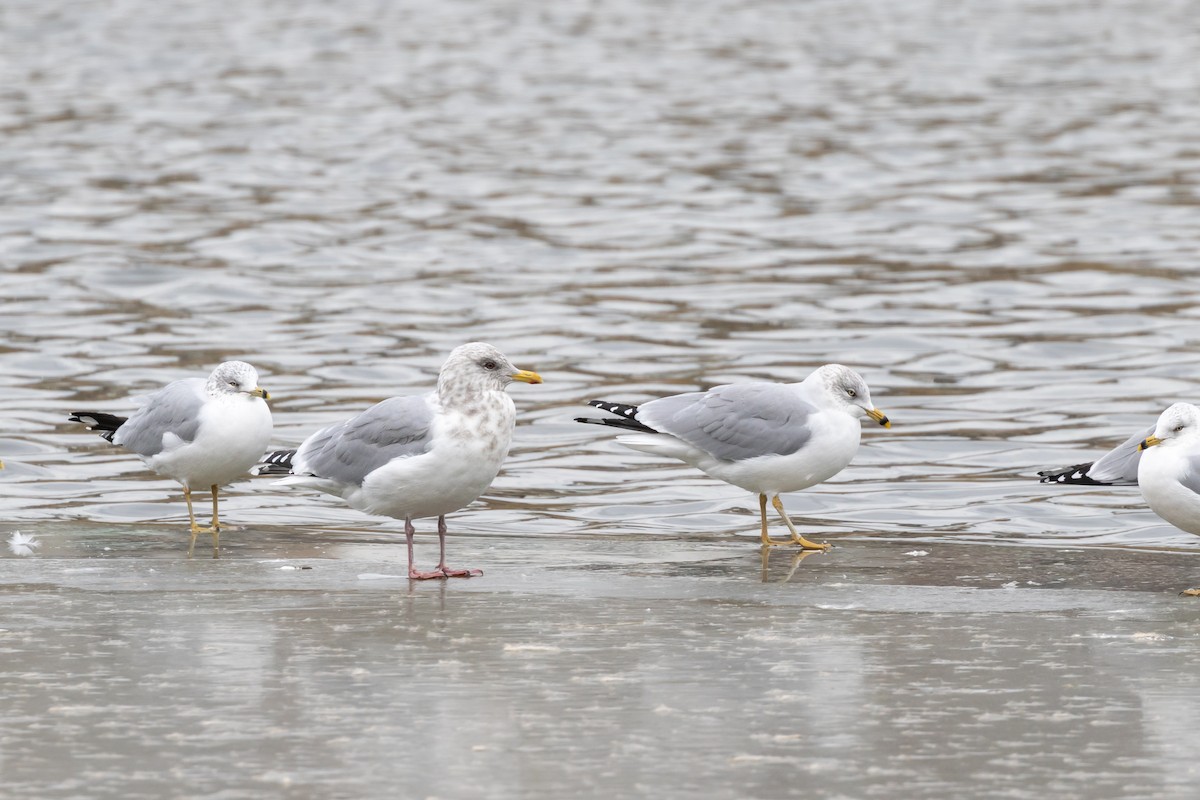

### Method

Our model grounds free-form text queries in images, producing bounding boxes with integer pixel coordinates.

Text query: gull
[255,343,542,580]
[1135,403,1200,596]
[69,361,272,556]
[576,364,890,549]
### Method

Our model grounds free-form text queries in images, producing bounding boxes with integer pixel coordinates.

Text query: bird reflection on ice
[760,545,825,583]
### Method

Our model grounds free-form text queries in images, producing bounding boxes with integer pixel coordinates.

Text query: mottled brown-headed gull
[256,343,542,580]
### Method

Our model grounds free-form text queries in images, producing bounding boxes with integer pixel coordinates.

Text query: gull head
[439,342,542,397]
[206,361,270,400]
[1141,403,1200,451]
[812,364,889,427]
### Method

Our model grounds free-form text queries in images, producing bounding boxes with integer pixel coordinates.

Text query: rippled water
[4,0,1200,548]
[3,0,1200,796]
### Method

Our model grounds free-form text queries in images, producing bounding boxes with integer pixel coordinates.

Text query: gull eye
[228,380,238,388]
[846,389,857,398]
[482,360,498,371]
[1175,424,1186,433]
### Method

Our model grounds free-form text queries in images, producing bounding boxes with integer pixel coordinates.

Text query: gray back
[637,382,816,462]
[298,395,436,486]
[113,378,206,457]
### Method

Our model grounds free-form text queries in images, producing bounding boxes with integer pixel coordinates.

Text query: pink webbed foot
[406,515,482,580]
[439,566,483,578]
[408,567,450,581]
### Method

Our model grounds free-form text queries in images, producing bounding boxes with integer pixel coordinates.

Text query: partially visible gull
[1135,403,1200,596]
[1136,403,1200,536]
[69,361,272,556]
[576,364,890,549]
[255,342,542,580]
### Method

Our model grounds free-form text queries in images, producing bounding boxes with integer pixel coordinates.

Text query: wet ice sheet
[2,525,1200,800]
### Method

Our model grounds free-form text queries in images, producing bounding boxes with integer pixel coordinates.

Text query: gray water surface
[4,0,1200,797]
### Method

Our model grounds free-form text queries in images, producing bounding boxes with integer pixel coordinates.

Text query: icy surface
[2,525,1200,799]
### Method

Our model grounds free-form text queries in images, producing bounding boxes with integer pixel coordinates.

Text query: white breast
[703,409,862,494]
[1139,449,1200,537]
[352,392,517,520]
[147,395,273,489]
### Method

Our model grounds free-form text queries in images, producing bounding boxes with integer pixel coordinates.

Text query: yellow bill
[866,408,890,428]
[512,370,543,385]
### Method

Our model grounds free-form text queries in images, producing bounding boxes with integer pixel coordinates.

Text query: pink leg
[406,516,447,581]
[436,515,482,578]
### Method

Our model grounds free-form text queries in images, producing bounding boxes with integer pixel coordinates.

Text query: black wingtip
[577,401,658,433]
[1037,462,1110,485]
[251,449,296,476]
[69,411,127,442]
[586,400,642,417]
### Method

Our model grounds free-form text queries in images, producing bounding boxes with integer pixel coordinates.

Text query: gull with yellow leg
[70,361,273,557]
[577,363,889,549]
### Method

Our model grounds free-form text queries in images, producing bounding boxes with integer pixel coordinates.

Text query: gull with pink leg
[256,343,542,580]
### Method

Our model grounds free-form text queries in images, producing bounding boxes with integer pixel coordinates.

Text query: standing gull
[1135,403,1200,596]
[255,343,542,580]
[69,361,272,556]
[576,364,890,549]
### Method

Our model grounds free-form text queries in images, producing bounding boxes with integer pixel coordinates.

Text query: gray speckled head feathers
[436,343,540,405]
[811,364,876,417]
[205,361,262,397]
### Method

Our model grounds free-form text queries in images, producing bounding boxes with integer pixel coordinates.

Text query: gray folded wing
[1085,425,1152,485]
[295,394,435,486]
[1180,455,1200,496]
[112,378,206,457]
[636,382,816,462]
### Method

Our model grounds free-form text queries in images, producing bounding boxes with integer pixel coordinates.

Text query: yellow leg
[1181,588,1200,597]
[772,495,830,551]
[759,493,792,546]
[210,484,220,557]
[184,485,218,558]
